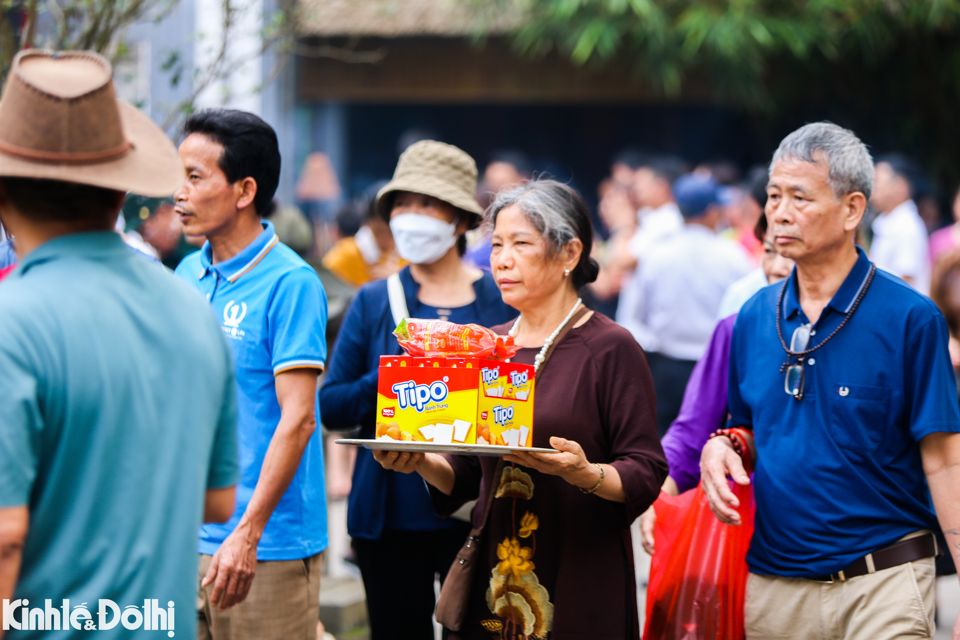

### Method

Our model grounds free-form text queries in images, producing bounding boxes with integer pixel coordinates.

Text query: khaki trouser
[197,552,322,640]
[745,557,936,640]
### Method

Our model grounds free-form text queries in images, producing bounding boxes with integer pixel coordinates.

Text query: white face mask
[389,213,458,265]
[353,225,382,265]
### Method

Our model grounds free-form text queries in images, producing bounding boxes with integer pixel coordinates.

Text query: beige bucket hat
[0,50,181,197]
[375,140,483,225]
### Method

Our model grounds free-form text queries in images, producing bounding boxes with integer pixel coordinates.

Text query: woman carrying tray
[374,179,668,640]
[319,141,515,640]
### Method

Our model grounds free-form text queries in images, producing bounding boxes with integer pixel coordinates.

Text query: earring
[564,269,571,277]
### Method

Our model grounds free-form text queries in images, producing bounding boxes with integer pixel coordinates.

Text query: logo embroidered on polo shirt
[223,300,248,339]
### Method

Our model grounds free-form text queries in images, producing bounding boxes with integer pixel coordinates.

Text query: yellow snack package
[476,361,535,447]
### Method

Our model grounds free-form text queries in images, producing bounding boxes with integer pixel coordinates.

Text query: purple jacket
[660,314,737,493]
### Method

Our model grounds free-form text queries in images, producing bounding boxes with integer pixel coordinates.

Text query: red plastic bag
[643,480,755,640]
[393,318,519,360]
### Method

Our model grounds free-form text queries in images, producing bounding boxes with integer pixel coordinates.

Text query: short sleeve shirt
[630,225,751,359]
[870,199,931,294]
[0,232,238,638]
[176,221,329,560]
[728,247,960,577]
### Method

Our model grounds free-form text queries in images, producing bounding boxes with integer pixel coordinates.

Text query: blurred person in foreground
[319,141,514,640]
[929,186,960,268]
[628,173,752,436]
[639,213,794,553]
[869,153,930,293]
[0,51,238,638]
[174,109,329,639]
[701,122,960,640]
[374,179,667,639]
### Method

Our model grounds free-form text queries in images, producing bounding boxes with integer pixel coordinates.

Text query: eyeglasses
[784,323,811,399]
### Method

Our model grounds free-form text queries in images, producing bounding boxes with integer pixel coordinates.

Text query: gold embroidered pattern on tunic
[482,465,554,639]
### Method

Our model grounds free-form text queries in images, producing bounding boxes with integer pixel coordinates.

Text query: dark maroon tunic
[431,312,667,640]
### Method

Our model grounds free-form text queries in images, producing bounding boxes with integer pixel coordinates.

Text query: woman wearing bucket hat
[320,141,516,640]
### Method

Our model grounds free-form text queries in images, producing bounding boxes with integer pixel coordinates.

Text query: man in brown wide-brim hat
[0,50,238,639]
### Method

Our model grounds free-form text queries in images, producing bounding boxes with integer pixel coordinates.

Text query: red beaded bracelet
[708,427,755,472]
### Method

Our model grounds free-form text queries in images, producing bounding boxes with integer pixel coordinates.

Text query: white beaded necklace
[508,298,583,373]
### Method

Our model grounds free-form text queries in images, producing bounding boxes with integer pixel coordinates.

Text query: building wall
[123,0,197,133]
[122,0,298,206]
[293,36,752,211]
[297,37,712,104]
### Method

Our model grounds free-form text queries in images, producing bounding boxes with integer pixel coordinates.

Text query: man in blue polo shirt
[174,109,328,639]
[701,122,960,640]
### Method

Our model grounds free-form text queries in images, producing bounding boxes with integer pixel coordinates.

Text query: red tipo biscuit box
[375,356,535,447]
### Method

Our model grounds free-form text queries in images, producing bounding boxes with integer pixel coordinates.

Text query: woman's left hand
[504,436,599,490]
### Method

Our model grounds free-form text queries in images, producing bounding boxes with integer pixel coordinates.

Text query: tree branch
[294,41,386,64]
[160,0,298,130]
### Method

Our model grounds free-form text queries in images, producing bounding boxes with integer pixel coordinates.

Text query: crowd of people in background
[7,127,958,330]
[3,49,960,640]
[297,139,960,455]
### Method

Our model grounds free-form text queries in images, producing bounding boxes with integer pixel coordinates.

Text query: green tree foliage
[494,0,960,196]
[504,0,960,105]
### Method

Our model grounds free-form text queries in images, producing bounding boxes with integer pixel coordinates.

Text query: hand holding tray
[335,439,559,457]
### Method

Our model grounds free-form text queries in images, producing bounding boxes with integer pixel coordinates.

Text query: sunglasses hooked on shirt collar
[784,323,812,399]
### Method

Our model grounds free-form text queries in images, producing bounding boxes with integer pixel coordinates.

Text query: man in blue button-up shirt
[701,122,960,640]
[173,109,328,639]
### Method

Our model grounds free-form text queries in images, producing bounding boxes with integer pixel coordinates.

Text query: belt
[809,532,940,583]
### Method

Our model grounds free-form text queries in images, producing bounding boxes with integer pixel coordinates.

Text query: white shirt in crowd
[716,267,770,320]
[625,224,752,361]
[870,199,930,295]
[629,202,685,258]
[615,201,684,331]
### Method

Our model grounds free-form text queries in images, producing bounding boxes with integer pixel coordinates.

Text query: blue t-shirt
[176,221,329,561]
[729,247,960,577]
[0,232,238,639]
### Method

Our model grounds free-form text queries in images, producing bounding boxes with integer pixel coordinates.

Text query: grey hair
[770,122,874,200]
[484,178,599,289]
